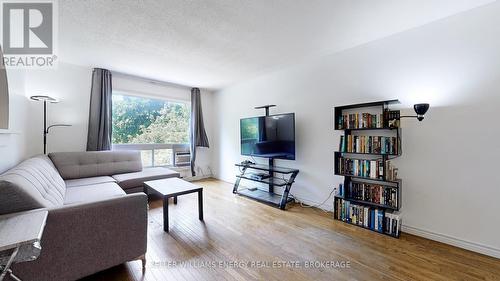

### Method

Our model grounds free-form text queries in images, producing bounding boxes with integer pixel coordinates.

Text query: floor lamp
[30,95,72,154]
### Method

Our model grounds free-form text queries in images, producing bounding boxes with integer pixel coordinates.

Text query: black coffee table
[144,178,203,232]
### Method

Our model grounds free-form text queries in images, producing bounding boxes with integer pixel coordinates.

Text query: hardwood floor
[82,179,500,281]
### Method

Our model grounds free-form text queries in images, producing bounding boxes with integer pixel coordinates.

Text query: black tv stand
[233,159,299,210]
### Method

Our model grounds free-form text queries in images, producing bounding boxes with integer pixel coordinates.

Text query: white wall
[0,63,94,172]
[213,3,500,257]
[0,69,28,173]
[24,63,93,155]
[1,63,214,178]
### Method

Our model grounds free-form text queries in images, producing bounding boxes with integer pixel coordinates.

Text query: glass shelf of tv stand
[237,188,294,207]
[235,163,299,174]
[236,174,290,187]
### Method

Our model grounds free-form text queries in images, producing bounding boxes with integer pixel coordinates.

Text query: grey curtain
[190,88,210,176]
[86,68,112,151]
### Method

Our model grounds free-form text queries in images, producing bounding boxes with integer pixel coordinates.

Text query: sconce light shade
[30,95,59,103]
[414,103,430,121]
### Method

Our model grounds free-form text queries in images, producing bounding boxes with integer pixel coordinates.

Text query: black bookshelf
[333,100,402,238]
[335,195,398,211]
[333,173,401,185]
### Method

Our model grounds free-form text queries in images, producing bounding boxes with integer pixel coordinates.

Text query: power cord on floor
[293,188,336,213]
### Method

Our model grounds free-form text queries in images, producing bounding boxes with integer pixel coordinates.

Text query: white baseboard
[402,225,500,259]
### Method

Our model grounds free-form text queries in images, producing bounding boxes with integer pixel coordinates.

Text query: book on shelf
[335,198,401,236]
[339,135,399,155]
[337,157,399,181]
[347,182,398,208]
[384,213,401,237]
[337,183,344,197]
[337,113,384,130]
[334,198,384,232]
[384,110,401,128]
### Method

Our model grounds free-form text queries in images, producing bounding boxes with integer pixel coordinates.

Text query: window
[112,93,190,167]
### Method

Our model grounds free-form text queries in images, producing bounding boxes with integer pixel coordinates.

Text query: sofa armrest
[12,193,148,281]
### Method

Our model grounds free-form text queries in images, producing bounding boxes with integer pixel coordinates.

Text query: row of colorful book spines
[337,158,392,173]
[341,146,398,155]
[337,114,384,129]
[342,189,398,208]
[337,187,398,207]
[340,136,398,154]
[348,190,397,201]
[340,183,397,190]
[349,185,398,197]
[335,199,401,235]
[337,111,401,128]
[335,201,385,232]
[337,161,384,179]
[350,185,397,190]
[342,184,398,199]
[340,140,398,154]
[348,190,398,203]
[336,216,400,237]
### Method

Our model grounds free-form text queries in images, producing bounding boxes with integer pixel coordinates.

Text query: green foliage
[132,102,190,144]
[112,94,190,144]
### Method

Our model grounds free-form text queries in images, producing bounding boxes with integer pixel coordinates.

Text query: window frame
[111,91,191,168]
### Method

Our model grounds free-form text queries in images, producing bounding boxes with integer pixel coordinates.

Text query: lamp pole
[30,95,71,155]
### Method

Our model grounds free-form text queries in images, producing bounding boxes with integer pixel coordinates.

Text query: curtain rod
[110,70,195,90]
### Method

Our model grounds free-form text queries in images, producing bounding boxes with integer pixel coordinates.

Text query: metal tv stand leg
[279,170,299,210]
[233,166,247,193]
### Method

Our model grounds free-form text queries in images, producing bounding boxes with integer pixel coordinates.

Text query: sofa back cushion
[49,151,142,180]
[0,155,66,215]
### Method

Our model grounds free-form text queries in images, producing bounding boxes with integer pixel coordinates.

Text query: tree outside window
[112,93,190,167]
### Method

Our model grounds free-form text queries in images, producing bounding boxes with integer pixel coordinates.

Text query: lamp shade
[414,103,430,121]
[30,95,59,103]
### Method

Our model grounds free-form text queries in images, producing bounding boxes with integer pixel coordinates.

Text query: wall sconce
[398,103,430,121]
[30,95,72,154]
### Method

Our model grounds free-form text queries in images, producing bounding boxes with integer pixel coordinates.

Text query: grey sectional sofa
[0,150,180,281]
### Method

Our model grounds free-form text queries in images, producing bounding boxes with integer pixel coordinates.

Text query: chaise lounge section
[0,151,180,281]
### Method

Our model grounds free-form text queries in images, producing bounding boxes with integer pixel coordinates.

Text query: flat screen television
[240,113,295,160]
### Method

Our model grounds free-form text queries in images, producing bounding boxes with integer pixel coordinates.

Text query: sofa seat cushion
[65,176,116,188]
[64,182,125,205]
[112,167,180,190]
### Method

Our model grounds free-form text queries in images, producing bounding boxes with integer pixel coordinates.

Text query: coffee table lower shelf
[236,188,294,208]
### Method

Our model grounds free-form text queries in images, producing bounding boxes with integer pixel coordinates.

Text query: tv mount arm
[253,104,278,192]
[255,105,276,116]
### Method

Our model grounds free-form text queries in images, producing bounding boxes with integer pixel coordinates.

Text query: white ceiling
[59,0,496,89]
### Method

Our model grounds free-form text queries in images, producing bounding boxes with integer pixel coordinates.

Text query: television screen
[240,113,295,160]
